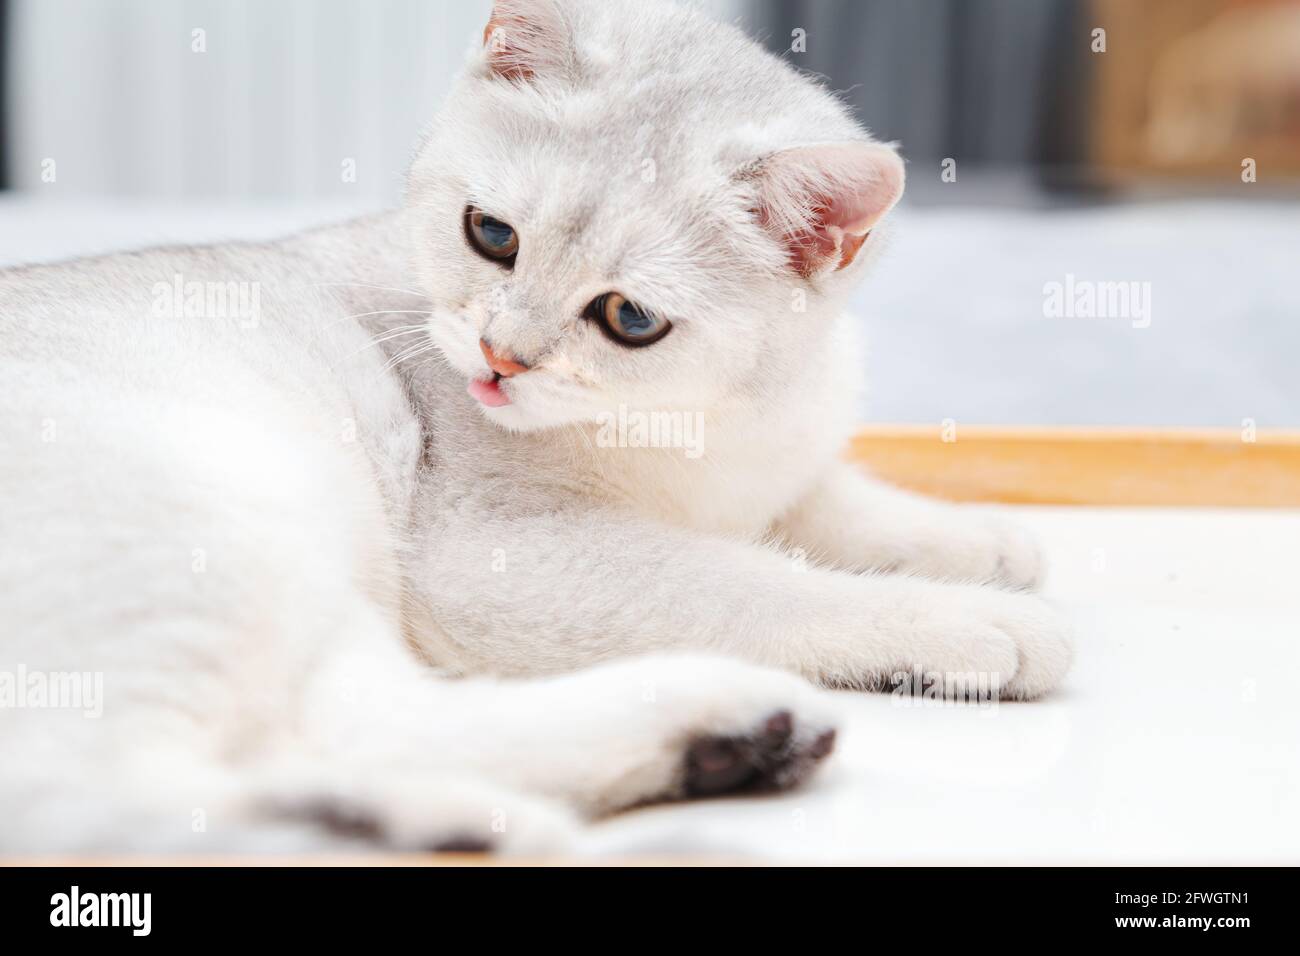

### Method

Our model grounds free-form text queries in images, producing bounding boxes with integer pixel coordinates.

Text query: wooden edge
[847,425,1300,508]
[5,855,1287,867]
[0,855,749,868]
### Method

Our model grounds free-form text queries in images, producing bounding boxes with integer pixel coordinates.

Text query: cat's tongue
[468,376,511,408]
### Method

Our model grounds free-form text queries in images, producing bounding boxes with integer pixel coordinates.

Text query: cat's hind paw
[551,655,840,814]
[684,709,836,797]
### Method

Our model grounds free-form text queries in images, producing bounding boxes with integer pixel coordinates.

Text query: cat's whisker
[411,352,445,380]
[312,281,427,299]
[329,325,430,367]
[382,338,439,374]
[383,347,434,376]
[321,308,434,330]
[380,338,433,367]
[365,324,431,343]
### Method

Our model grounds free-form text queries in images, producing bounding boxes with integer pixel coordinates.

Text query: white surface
[581,506,1300,863]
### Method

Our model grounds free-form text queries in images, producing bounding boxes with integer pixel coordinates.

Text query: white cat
[0,0,1071,854]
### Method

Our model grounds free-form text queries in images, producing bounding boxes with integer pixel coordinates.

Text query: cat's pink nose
[479,339,529,377]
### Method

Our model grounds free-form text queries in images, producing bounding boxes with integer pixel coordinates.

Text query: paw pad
[683,710,836,798]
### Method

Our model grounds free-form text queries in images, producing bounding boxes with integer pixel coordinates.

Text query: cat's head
[408,0,903,431]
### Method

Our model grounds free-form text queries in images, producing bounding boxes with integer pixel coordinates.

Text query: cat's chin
[475,402,534,431]
[473,398,579,434]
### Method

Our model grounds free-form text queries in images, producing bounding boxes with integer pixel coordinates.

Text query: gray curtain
[0,0,9,188]
[758,0,1085,170]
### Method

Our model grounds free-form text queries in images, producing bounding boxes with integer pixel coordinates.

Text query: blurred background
[2,0,1298,426]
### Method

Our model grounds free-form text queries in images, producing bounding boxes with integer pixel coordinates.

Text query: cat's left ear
[749,142,905,278]
[482,0,570,81]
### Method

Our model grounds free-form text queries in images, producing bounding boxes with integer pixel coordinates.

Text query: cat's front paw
[835,583,1074,700]
[980,510,1046,591]
[896,508,1046,591]
[973,588,1073,699]
[905,587,1074,700]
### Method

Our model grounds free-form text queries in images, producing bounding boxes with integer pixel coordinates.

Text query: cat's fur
[0,0,1072,853]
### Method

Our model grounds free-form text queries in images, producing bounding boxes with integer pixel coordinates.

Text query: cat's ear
[749,142,905,278]
[482,0,570,82]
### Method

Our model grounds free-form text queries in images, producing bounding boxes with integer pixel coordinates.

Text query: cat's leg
[774,462,1046,589]
[437,655,841,817]
[0,384,576,854]
[1,718,577,855]
[0,593,577,855]
[299,636,839,819]
[414,505,1072,699]
[247,769,579,855]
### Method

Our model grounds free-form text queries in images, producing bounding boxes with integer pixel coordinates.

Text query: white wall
[7,0,748,200]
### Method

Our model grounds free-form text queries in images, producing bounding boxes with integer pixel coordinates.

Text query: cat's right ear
[748,142,905,279]
[482,0,570,82]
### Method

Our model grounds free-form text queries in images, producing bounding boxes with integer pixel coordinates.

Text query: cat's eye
[465,205,519,265]
[585,293,672,347]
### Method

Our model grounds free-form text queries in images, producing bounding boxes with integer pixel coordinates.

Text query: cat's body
[0,0,1071,853]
